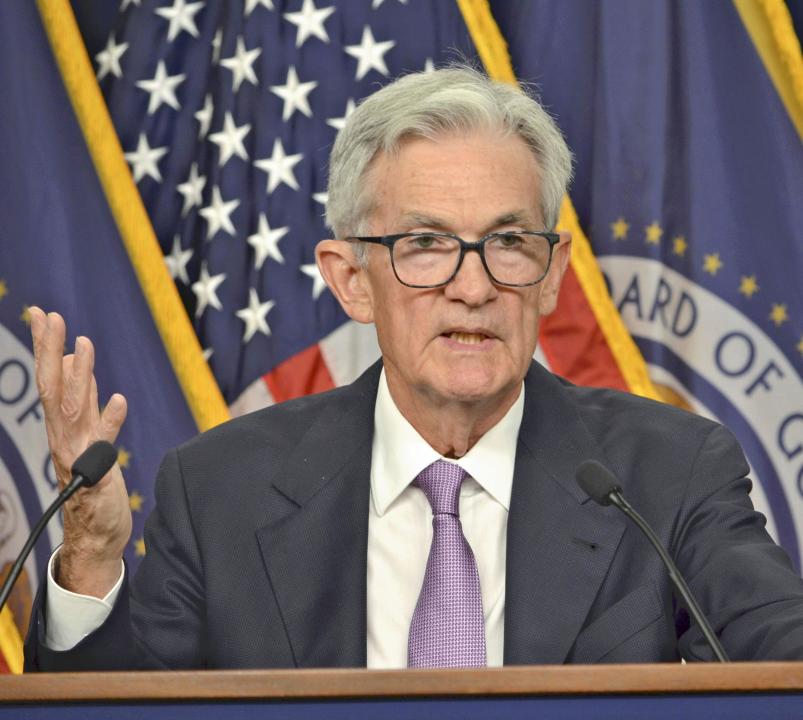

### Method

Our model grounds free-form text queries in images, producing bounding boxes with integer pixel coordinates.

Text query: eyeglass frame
[345,231,561,289]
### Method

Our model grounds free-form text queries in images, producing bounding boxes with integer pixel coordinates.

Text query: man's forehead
[364,130,545,232]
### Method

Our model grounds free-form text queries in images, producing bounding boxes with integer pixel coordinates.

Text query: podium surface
[1,663,802,719]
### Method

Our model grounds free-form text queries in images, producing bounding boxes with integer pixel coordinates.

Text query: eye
[494,233,523,248]
[410,234,444,249]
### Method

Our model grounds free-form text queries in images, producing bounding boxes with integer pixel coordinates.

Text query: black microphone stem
[0,474,86,613]
[608,490,730,663]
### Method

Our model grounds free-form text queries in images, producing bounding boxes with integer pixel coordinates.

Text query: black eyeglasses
[345,231,560,288]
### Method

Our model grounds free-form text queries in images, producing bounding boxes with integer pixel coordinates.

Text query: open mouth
[443,331,494,345]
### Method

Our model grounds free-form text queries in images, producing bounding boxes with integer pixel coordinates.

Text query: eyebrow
[397,210,539,232]
[492,211,538,228]
[397,213,449,231]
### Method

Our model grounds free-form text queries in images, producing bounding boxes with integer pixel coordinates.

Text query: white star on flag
[209,112,251,167]
[194,94,214,138]
[247,214,288,269]
[95,35,128,80]
[176,162,206,216]
[124,133,168,182]
[164,235,194,284]
[135,60,185,114]
[372,0,407,7]
[154,0,205,41]
[191,262,226,317]
[245,0,274,15]
[236,289,275,343]
[344,26,395,80]
[254,139,303,193]
[312,191,327,207]
[199,186,240,239]
[326,98,355,131]
[270,66,317,121]
[283,0,336,48]
[121,0,141,8]
[300,263,327,300]
[220,36,261,93]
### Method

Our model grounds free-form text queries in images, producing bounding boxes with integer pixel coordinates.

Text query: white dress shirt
[46,370,524,666]
[367,371,522,667]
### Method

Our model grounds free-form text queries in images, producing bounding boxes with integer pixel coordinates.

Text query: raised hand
[30,307,132,597]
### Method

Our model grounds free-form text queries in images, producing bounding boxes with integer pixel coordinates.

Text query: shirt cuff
[44,547,125,651]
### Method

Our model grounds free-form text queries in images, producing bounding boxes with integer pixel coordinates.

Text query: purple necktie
[407,460,487,668]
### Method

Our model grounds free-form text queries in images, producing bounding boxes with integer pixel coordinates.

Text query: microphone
[0,441,118,613]
[576,460,730,663]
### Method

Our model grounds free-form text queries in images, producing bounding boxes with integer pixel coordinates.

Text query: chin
[435,373,510,405]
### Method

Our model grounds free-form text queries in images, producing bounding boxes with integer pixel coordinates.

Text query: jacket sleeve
[24,448,207,671]
[673,424,803,660]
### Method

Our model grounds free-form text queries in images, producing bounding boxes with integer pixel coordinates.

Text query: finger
[96,393,128,444]
[89,375,101,426]
[35,312,67,436]
[29,306,47,361]
[61,336,94,432]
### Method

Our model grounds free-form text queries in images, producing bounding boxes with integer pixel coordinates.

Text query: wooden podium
[1,664,802,718]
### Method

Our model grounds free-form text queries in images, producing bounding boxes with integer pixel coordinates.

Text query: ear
[537,231,571,316]
[315,240,375,324]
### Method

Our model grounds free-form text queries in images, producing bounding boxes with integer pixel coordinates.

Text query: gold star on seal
[703,253,723,275]
[117,447,131,469]
[645,221,663,245]
[134,538,146,557]
[797,336,803,357]
[0,280,7,300]
[769,304,788,327]
[739,275,759,298]
[129,491,144,512]
[20,305,31,325]
[610,217,629,240]
[672,236,687,256]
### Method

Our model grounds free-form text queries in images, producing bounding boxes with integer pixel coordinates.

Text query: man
[25,67,803,670]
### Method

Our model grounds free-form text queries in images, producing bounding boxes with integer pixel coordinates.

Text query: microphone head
[575,460,621,506]
[71,441,118,488]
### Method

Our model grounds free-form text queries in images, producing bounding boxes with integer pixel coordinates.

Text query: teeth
[449,332,487,344]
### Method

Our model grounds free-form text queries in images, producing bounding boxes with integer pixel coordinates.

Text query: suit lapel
[504,364,626,664]
[256,364,381,668]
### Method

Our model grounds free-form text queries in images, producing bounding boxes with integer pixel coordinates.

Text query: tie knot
[415,460,467,515]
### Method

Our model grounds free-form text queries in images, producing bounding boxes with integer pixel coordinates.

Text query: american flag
[97,0,480,412]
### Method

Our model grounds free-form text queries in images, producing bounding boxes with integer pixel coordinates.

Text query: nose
[443,249,497,306]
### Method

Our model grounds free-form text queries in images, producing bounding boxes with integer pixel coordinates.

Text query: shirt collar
[371,369,524,516]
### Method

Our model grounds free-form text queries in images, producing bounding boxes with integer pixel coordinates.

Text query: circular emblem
[0,322,60,632]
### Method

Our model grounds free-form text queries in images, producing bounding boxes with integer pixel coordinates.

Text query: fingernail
[75,337,86,356]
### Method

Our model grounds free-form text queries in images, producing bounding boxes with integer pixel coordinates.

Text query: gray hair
[325,65,573,248]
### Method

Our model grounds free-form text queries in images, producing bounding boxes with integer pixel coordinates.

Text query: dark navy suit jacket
[25,360,803,670]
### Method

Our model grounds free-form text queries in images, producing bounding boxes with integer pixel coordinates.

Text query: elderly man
[25,67,803,670]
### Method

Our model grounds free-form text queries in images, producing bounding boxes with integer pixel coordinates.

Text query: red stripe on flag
[264,344,336,404]
[539,264,630,392]
[0,649,11,674]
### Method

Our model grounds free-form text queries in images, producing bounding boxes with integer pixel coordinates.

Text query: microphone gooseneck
[0,441,118,613]
[575,460,730,663]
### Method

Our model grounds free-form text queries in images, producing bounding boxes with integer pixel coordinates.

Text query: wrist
[55,546,123,598]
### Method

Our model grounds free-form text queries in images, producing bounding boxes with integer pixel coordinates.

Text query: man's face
[356,130,568,415]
